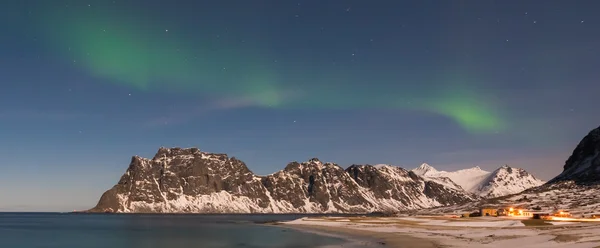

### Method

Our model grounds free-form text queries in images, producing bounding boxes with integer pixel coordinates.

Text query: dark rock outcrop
[549,125,600,185]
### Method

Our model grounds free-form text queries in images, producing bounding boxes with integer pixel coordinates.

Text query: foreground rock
[89,148,477,213]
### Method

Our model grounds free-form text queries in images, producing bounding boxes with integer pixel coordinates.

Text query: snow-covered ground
[284,216,600,247]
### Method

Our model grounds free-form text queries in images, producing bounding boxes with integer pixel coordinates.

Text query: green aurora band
[36,4,505,133]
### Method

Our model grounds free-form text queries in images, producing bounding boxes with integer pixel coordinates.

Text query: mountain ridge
[89,148,476,213]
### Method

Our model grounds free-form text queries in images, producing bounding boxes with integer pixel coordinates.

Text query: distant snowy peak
[411,164,543,198]
[412,163,438,176]
[476,165,545,198]
[411,164,489,192]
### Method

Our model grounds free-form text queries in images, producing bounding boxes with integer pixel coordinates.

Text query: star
[581,20,585,23]
[533,20,537,24]
[165,29,169,32]
[128,93,131,96]
[293,120,297,123]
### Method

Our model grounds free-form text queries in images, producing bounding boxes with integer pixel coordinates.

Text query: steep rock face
[475,165,545,198]
[347,164,475,209]
[90,148,475,213]
[550,126,600,184]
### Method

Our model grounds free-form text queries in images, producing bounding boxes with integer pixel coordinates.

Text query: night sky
[1,0,599,211]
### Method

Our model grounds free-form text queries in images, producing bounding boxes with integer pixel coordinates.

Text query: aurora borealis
[29,1,506,133]
[1,1,600,211]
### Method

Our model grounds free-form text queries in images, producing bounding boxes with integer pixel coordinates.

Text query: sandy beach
[281,216,600,248]
[283,223,438,248]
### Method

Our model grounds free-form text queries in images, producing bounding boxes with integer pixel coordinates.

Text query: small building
[497,207,534,217]
[497,209,508,216]
[532,212,551,219]
[480,208,499,217]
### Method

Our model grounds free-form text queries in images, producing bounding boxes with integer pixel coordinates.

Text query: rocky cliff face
[89,147,475,213]
[549,125,600,184]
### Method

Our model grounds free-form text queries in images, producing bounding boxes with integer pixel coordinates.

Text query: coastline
[280,224,386,247]
[275,220,439,248]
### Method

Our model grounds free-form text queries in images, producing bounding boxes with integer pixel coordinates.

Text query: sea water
[0,213,372,248]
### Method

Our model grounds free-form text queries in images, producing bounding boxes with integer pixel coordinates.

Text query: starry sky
[1,0,599,211]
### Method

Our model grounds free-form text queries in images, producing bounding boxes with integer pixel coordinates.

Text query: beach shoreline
[274,220,440,248]
[279,224,386,247]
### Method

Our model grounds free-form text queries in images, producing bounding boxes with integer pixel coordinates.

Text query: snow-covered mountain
[411,163,544,198]
[476,165,546,198]
[89,148,475,213]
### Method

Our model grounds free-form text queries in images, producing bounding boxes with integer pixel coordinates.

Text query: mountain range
[89,151,477,213]
[90,152,544,213]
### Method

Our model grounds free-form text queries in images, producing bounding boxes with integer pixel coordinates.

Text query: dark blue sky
[1,0,599,211]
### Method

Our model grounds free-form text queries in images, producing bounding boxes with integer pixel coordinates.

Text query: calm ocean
[0,213,374,248]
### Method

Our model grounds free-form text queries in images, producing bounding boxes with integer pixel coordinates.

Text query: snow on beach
[284,216,600,247]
